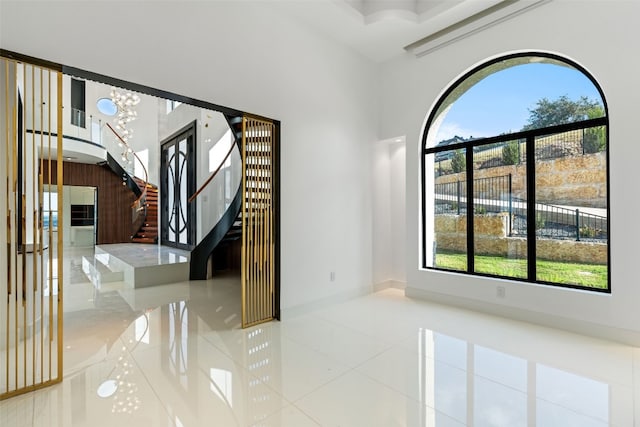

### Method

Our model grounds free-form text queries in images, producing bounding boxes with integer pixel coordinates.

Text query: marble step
[82,253,125,289]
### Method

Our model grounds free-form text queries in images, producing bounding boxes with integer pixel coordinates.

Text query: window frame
[421,52,610,293]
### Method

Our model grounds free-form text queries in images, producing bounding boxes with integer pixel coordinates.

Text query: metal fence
[435,126,607,176]
[434,179,467,215]
[514,203,608,241]
[434,174,607,241]
[434,174,511,215]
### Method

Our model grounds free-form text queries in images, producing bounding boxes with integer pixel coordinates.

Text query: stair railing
[188,140,237,203]
[187,115,244,278]
[104,123,150,229]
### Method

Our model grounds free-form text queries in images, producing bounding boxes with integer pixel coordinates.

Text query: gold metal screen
[1,57,64,400]
[241,116,276,328]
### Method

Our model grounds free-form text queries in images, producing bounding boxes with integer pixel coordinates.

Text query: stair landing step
[132,237,157,244]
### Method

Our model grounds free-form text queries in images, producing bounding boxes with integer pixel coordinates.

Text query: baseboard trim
[374,280,407,292]
[405,286,640,346]
[280,286,372,320]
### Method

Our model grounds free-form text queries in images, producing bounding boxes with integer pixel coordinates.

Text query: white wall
[371,140,392,285]
[371,137,406,288]
[0,1,378,312]
[379,0,640,344]
[389,141,406,284]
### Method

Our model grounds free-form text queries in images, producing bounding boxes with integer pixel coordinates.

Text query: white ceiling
[273,0,514,62]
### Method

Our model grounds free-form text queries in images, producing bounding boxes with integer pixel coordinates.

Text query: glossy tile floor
[95,244,190,267]
[1,250,639,426]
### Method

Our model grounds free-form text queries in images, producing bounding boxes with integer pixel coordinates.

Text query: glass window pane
[179,139,188,244]
[423,53,609,292]
[427,57,605,148]
[428,150,467,271]
[473,141,527,279]
[168,146,175,236]
[534,127,608,289]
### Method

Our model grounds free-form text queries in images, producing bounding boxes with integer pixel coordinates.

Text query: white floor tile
[356,344,428,402]
[277,314,391,367]
[250,404,321,427]
[1,350,174,427]
[473,375,527,427]
[260,335,351,401]
[130,335,288,426]
[2,248,639,427]
[295,369,425,427]
[537,398,609,427]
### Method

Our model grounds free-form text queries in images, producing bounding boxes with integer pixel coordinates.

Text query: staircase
[188,115,244,279]
[132,177,159,244]
[189,115,277,283]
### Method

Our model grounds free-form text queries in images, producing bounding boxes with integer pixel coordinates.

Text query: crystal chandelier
[110,88,140,164]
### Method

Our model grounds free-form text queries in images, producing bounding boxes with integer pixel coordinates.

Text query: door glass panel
[167,145,175,235]
[179,138,187,244]
[161,128,194,249]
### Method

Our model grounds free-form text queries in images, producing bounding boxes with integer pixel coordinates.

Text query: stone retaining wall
[435,152,606,208]
[435,214,607,264]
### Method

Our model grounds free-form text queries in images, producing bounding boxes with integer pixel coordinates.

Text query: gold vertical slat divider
[241,117,247,327]
[266,122,271,320]
[12,63,18,394]
[39,68,45,385]
[263,122,267,321]
[268,121,274,317]
[1,57,63,400]
[260,123,264,321]
[256,123,262,321]
[55,70,63,381]
[262,122,268,320]
[253,120,258,322]
[249,118,253,324]
[254,125,258,321]
[12,63,19,394]
[31,65,37,386]
[268,122,273,318]
[3,58,11,395]
[250,118,256,324]
[21,63,28,390]
[47,70,53,383]
[258,122,261,320]
[260,123,264,320]
[241,116,275,328]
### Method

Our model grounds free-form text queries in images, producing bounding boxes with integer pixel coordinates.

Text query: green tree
[502,141,520,165]
[451,149,466,173]
[522,95,604,131]
[583,125,606,153]
[582,107,607,153]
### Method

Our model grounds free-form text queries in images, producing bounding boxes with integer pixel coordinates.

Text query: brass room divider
[1,56,64,400]
[241,116,277,328]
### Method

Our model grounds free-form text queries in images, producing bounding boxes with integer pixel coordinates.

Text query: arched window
[422,53,609,292]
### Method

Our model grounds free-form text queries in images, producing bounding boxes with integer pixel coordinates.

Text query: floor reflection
[417,330,611,426]
[0,253,638,426]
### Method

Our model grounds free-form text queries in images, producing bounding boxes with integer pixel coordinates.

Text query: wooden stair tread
[132,178,159,245]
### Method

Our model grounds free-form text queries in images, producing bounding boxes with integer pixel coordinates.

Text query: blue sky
[434,63,603,142]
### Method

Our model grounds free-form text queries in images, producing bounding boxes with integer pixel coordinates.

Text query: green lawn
[435,252,607,289]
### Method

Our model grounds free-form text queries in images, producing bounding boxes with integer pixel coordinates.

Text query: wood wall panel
[43,161,136,244]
